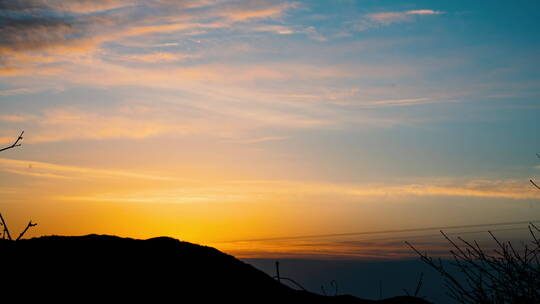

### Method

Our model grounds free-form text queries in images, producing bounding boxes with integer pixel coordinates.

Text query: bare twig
[272,260,307,291]
[414,272,424,297]
[16,220,37,241]
[331,280,338,296]
[0,131,24,152]
[1,131,37,242]
[532,153,540,191]
[531,179,540,191]
[405,240,472,303]
[272,276,307,291]
[0,213,12,240]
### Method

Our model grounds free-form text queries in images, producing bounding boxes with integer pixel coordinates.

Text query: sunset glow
[1,0,539,259]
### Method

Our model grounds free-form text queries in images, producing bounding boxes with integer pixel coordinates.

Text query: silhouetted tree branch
[1,131,37,240]
[0,131,24,152]
[272,260,307,291]
[16,220,37,241]
[406,223,540,304]
[404,273,424,297]
[0,213,13,240]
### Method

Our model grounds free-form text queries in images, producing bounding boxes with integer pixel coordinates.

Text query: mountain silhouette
[0,235,431,303]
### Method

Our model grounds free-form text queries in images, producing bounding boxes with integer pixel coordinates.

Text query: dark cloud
[0,0,204,56]
[0,1,133,57]
[0,0,130,13]
[0,0,46,12]
[0,16,77,52]
[0,0,296,68]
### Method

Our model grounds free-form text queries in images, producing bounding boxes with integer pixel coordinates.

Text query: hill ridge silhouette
[0,234,431,303]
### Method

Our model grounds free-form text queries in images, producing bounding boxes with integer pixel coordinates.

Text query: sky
[0,0,539,259]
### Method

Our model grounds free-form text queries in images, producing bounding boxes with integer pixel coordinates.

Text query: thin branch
[275,261,280,283]
[0,213,13,240]
[16,220,37,241]
[531,179,540,191]
[272,276,307,291]
[331,280,338,296]
[531,153,540,191]
[414,272,424,297]
[0,130,24,152]
[272,260,307,291]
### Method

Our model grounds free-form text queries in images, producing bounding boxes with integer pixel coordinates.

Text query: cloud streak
[353,9,443,31]
[367,9,443,25]
[0,157,177,181]
[0,100,330,143]
[3,157,534,201]
[117,179,540,202]
[9,108,199,143]
[219,136,290,144]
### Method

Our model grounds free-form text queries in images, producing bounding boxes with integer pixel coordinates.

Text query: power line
[334,227,530,244]
[217,220,540,243]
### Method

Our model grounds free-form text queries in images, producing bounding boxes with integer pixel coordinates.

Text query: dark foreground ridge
[0,235,430,303]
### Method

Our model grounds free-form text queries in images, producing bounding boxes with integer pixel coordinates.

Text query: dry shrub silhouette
[406,224,540,304]
[406,154,540,304]
[320,280,339,297]
[0,130,37,240]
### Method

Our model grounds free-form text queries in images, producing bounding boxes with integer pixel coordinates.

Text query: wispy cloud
[0,158,177,181]
[0,87,44,96]
[354,9,443,31]
[214,1,298,22]
[119,52,199,63]
[0,99,329,143]
[250,24,296,34]
[2,156,535,201]
[52,179,539,209]
[367,9,443,25]
[14,107,204,143]
[219,136,290,144]
[368,97,431,106]
[45,177,540,202]
[331,97,434,107]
